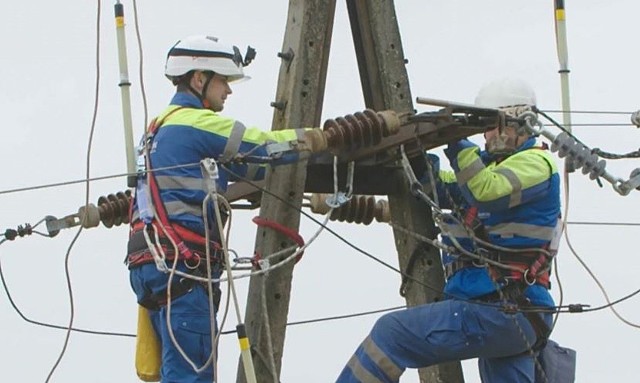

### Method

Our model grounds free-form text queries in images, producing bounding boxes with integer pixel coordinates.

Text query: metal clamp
[200,158,219,195]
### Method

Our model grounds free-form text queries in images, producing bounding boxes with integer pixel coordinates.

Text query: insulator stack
[77,190,132,229]
[97,190,132,228]
[550,132,607,180]
[309,193,390,225]
[322,109,400,151]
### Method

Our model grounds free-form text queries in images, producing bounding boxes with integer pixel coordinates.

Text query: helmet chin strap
[189,72,215,109]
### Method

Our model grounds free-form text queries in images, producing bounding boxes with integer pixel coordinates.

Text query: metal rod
[114,1,136,187]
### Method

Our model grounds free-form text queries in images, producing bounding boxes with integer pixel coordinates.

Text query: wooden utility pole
[239,1,464,382]
[237,1,337,382]
[346,1,463,382]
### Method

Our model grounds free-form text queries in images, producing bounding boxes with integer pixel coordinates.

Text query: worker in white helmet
[127,35,316,383]
[338,79,575,383]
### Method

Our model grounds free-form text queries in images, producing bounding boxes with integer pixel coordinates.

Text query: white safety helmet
[474,78,537,109]
[165,35,248,84]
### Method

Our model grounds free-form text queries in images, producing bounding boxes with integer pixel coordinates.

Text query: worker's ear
[189,71,205,91]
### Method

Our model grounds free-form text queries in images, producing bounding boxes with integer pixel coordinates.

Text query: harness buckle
[184,253,202,270]
[522,268,537,286]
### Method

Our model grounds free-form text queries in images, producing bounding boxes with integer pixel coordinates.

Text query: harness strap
[132,106,201,263]
[138,268,222,312]
[126,226,222,269]
[445,249,552,289]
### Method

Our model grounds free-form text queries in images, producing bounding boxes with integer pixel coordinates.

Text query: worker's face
[194,71,232,112]
[484,125,524,154]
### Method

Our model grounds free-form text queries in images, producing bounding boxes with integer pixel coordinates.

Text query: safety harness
[126,107,223,310]
[442,152,558,351]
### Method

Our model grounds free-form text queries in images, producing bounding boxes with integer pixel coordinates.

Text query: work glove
[443,139,478,163]
[302,128,328,153]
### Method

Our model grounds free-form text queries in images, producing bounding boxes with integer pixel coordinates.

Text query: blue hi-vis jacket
[133,92,308,236]
[438,137,561,307]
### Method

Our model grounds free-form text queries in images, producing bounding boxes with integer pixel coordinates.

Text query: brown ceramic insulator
[322,109,398,151]
[97,190,132,228]
[310,193,390,225]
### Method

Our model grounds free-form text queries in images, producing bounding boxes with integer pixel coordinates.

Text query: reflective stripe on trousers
[336,299,552,383]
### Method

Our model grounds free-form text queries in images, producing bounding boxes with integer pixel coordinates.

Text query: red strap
[464,206,479,228]
[139,107,197,261]
[252,216,305,265]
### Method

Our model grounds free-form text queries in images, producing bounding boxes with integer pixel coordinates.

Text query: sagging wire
[220,305,407,335]
[225,151,638,319]
[140,156,332,380]
[131,0,149,129]
[45,2,102,382]
[206,161,256,382]
[525,110,640,327]
[564,222,640,328]
[257,157,348,382]
[222,164,549,312]
[0,247,134,338]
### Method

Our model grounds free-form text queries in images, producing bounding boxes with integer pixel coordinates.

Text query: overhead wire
[44,1,102,382]
[537,109,640,328]
[1,107,637,198]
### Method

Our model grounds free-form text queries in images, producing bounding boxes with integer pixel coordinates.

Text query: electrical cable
[219,305,406,335]
[543,123,634,127]
[564,223,640,327]
[221,164,562,313]
[0,162,200,197]
[45,2,102,382]
[541,109,634,115]
[131,0,148,129]
[567,221,640,227]
[0,251,134,338]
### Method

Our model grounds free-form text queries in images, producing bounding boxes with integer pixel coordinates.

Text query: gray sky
[1,1,639,382]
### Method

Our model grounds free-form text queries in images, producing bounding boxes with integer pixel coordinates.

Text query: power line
[541,109,634,115]
[567,221,640,227]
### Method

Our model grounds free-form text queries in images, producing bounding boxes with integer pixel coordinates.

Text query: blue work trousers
[336,299,552,383]
[130,263,219,383]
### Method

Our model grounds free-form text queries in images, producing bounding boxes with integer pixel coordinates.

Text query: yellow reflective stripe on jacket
[164,108,299,144]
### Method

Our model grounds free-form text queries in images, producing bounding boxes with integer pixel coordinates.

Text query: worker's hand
[302,128,328,153]
[444,139,478,162]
